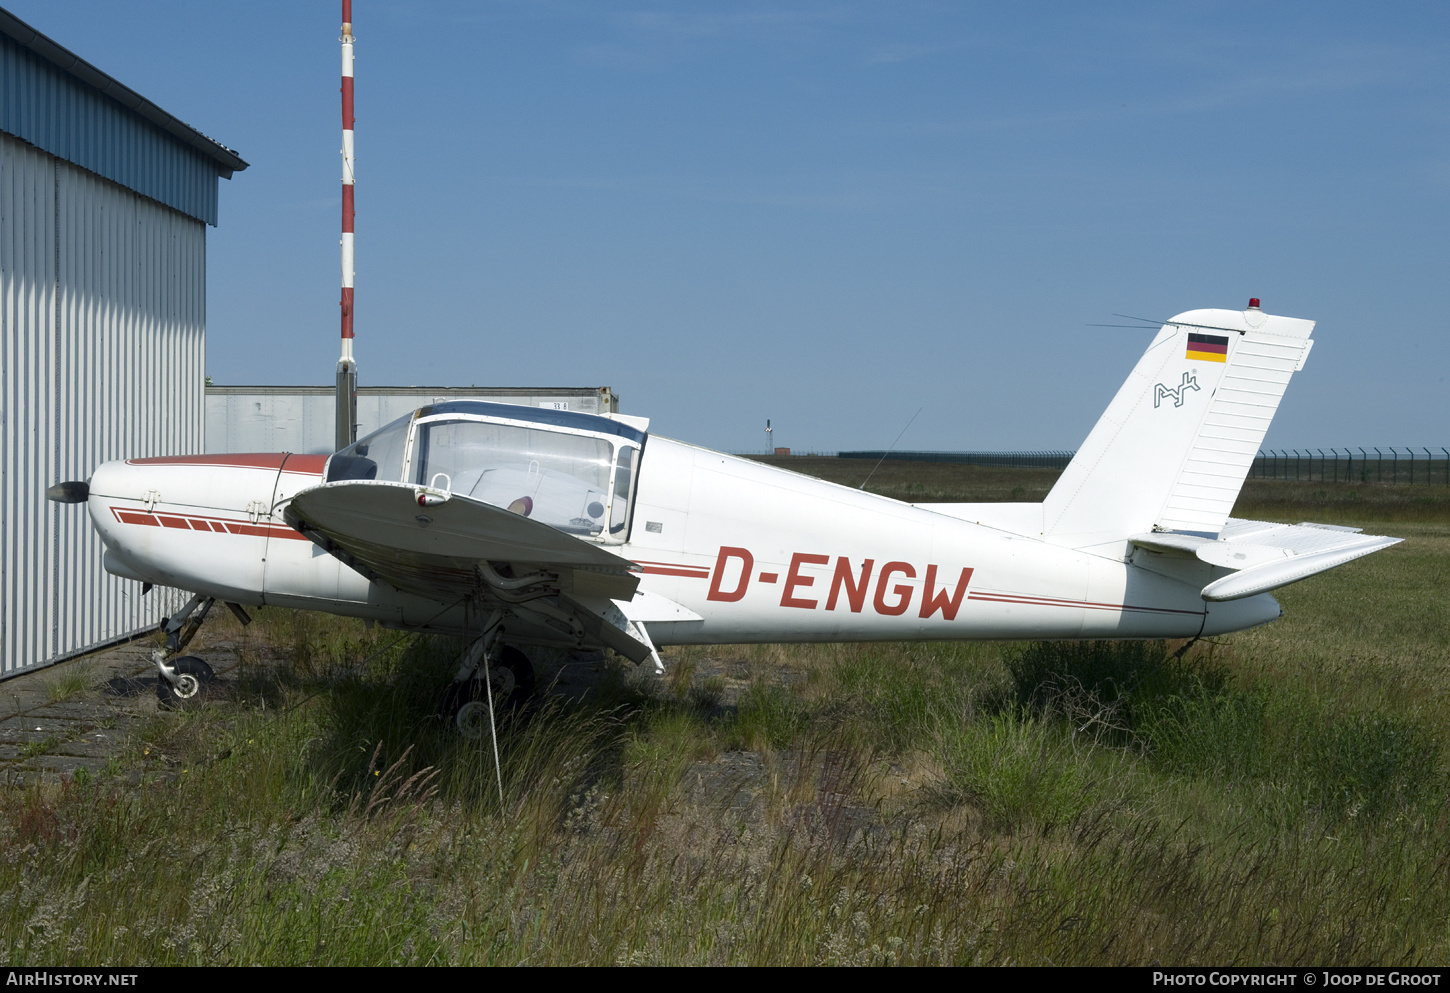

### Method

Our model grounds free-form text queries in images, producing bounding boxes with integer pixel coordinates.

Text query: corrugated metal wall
[0,31,227,225]
[206,386,620,455]
[1,130,196,676]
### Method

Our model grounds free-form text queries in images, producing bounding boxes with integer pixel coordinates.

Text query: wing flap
[563,594,654,664]
[614,588,704,623]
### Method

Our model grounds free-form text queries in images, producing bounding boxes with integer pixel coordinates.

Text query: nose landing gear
[156,655,215,705]
[152,593,250,708]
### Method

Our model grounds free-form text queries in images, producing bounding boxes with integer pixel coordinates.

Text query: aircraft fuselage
[87,434,1279,652]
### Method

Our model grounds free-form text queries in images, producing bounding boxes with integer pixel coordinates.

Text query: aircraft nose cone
[46,480,90,503]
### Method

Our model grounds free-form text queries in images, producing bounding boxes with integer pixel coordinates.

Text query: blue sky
[9,1,1449,452]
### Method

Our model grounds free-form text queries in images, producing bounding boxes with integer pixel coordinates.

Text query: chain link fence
[741,448,1449,484]
[836,450,1077,469]
[1250,448,1450,485]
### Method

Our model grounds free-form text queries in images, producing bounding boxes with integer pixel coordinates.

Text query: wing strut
[455,600,506,807]
[631,619,665,675]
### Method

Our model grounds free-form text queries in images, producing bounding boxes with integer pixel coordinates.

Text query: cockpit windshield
[326,412,413,483]
[323,403,645,543]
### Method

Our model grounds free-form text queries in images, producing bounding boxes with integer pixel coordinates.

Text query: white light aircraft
[49,301,1399,731]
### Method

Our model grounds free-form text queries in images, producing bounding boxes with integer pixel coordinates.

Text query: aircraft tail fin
[1042,303,1315,554]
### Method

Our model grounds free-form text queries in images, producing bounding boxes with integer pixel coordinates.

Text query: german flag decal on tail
[1185,332,1229,363]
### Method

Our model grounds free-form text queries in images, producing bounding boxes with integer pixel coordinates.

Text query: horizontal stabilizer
[1130,518,1400,601]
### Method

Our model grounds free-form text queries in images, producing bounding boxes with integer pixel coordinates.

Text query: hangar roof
[0,7,248,225]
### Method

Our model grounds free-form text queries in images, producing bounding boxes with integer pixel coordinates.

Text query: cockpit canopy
[324,401,646,543]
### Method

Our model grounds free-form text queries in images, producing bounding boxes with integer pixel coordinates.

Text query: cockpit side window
[609,446,635,537]
[326,412,412,482]
[412,419,615,537]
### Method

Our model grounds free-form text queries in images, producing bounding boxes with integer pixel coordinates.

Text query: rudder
[1042,302,1315,555]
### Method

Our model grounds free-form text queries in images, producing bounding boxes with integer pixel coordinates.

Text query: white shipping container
[206,386,619,455]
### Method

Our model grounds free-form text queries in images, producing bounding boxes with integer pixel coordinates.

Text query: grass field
[751,454,1450,522]
[2,462,1447,965]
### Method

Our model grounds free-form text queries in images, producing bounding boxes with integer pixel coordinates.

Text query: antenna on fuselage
[335,0,359,451]
[858,406,922,492]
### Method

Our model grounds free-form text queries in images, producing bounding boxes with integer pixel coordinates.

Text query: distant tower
[765,419,773,453]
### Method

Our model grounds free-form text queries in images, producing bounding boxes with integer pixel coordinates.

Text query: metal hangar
[0,8,247,676]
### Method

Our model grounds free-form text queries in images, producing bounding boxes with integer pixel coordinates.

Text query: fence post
[1373,447,1382,484]
[1426,449,1434,486]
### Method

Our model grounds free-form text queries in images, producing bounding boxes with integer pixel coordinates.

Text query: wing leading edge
[286,480,641,602]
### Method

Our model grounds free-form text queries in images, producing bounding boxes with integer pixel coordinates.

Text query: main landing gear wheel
[156,655,215,707]
[441,646,536,738]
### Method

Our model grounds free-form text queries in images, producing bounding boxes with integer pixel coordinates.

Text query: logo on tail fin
[1153,372,1200,409]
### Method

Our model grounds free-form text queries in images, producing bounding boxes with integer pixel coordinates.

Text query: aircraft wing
[1130,518,1401,602]
[284,480,640,604]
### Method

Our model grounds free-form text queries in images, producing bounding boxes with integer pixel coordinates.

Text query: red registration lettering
[780,553,829,609]
[873,562,916,616]
[919,565,973,620]
[707,546,754,602]
[825,557,874,613]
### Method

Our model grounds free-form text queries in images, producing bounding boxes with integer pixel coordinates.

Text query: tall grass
[7,620,1449,964]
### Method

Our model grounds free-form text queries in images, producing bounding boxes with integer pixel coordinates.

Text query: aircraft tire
[441,646,536,736]
[156,655,215,708]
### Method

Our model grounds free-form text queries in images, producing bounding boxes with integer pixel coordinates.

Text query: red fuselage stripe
[127,454,288,469]
[638,566,711,578]
[123,453,327,475]
[109,505,311,541]
[967,591,1201,616]
[632,558,712,578]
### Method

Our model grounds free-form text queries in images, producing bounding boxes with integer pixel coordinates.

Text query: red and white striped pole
[335,0,358,451]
